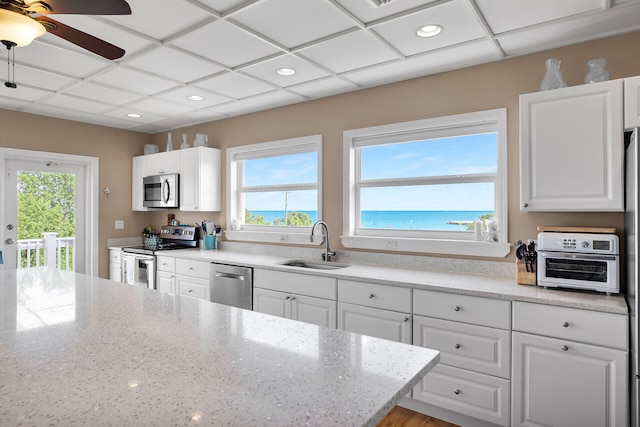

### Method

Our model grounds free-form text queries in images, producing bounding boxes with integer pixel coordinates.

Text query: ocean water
[246,210,494,231]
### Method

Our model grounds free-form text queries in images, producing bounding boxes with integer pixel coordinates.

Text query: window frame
[342,109,510,257]
[225,134,323,245]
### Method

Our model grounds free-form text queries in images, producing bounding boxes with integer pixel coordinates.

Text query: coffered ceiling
[0,0,639,134]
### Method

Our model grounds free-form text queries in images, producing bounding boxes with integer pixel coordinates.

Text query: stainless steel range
[121,225,199,289]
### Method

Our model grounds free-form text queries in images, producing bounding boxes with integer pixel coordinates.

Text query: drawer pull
[454,389,460,395]
[454,306,461,312]
[402,317,409,323]
[290,296,296,301]
[561,345,569,352]
[285,296,290,300]
[562,321,569,328]
[368,293,375,299]
[454,343,461,349]
[188,289,193,293]
[189,267,194,270]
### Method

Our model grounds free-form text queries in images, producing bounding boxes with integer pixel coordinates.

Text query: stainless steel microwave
[143,174,179,209]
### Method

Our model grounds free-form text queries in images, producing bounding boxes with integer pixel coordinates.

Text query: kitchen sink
[279,259,350,270]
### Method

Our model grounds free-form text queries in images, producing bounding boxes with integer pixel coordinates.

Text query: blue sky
[243,133,496,211]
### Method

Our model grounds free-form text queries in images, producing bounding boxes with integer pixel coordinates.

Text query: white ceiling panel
[475,0,604,35]
[298,30,399,74]
[156,86,232,108]
[151,110,227,132]
[241,55,331,87]
[231,0,356,48]
[104,0,214,41]
[62,82,143,106]
[90,67,178,95]
[194,72,276,99]
[170,20,282,68]
[288,77,359,99]
[0,0,637,133]
[127,47,225,83]
[372,0,486,57]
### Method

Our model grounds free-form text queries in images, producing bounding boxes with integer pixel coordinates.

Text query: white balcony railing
[16,232,75,271]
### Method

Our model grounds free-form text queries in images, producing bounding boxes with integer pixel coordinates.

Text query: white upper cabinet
[624,75,640,129]
[519,79,624,212]
[146,150,180,175]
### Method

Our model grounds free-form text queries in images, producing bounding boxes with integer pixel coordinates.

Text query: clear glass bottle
[540,58,567,91]
[584,58,609,84]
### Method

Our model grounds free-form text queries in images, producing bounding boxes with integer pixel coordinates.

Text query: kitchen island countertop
[0,267,439,426]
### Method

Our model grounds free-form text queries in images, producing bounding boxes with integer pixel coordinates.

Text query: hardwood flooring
[376,406,459,427]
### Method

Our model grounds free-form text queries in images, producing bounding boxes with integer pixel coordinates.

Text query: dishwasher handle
[215,272,245,281]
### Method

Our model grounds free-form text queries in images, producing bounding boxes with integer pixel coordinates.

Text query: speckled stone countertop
[0,268,439,426]
[164,248,628,315]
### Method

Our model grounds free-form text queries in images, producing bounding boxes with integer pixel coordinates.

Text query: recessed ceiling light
[416,24,443,38]
[126,113,142,118]
[276,68,296,76]
[187,95,204,101]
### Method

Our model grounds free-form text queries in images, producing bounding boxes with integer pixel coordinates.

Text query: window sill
[340,235,511,258]
[225,230,324,246]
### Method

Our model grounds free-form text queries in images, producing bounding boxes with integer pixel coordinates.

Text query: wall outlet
[115,220,125,230]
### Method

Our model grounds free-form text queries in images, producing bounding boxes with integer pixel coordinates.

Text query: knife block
[516,259,536,286]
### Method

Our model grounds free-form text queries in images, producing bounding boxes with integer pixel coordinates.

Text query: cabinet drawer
[338,280,411,312]
[156,255,175,272]
[109,249,121,264]
[414,289,510,329]
[513,302,628,350]
[254,269,336,300]
[177,276,209,300]
[413,364,510,427]
[338,302,411,344]
[176,258,209,279]
[414,315,511,379]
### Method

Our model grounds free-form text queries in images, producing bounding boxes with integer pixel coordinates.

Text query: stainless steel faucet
[310,220,336,262]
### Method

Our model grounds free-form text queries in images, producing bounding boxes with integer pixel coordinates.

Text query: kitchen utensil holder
[516,259,536,285]
[203,235,216,250]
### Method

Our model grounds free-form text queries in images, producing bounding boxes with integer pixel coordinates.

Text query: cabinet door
[156,271,175,294]
[291,294,336,328]
[512,332,628,427]
[519,80,624,211]
[176,275,209,301]
[147,151,180,175]
[131,156,148,211]
[109,263,122,282]
[338,302,411,344]
[624,75,640,128]
[253,288,291,319]
[179,147,221,212]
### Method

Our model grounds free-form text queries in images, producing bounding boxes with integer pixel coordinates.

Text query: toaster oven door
[537,251,619,293]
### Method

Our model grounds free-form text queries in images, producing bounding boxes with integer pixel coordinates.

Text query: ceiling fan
[0,0,131,87]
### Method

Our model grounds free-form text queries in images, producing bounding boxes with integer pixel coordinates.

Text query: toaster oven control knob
[581,240,590,248]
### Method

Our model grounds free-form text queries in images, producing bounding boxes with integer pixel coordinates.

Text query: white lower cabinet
[412,289,512,426]
[109,249,122,282]
[175,258,210,301]
[156,255,176,294]
[512,302,628,427]
[253,269,337,328]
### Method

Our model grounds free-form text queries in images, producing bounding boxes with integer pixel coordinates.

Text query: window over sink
[342,109,510,257]
[226,135,323,245]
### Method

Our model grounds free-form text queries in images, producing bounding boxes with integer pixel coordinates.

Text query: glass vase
[584,58,609,84]
[540,58,567,91]
[166,132,173,151]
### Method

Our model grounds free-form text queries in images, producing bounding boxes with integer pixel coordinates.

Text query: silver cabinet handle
[188,289,193,293]
[454,306,460,312]
[285,296,290,300]
[5,238,14,245]
[562,321,569,327]
[290,296,296,301]
[454,343,461,349]
[454,389,460,395]
[522,202,529,208]
[561,345,569,351]
[368,293,375,299]
[402,317,409,323]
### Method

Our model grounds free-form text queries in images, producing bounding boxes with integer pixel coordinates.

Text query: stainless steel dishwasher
[210,263,253,310]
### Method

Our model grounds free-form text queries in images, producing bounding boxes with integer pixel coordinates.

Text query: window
[342,109,509,257]
[226,135,322,245]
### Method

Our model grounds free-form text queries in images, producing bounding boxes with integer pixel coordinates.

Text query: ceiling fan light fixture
[187,95,204,101]
[416,24,443,38]
[276,67,296,76]
[0,8,46,47]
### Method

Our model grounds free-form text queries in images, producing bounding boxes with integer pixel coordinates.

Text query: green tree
[245,209,269,225]
[17,171,75,239]
[272,211,313,226]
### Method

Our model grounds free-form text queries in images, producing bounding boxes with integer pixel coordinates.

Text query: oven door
[122,253,155,289]
[537,251,619,293]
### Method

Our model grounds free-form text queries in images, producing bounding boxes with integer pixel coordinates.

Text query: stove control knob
[581,241,590,249]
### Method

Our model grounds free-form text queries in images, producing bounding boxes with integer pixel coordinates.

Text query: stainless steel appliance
[210,263,253,310]
[122,225,199,290]
[537,232,620,294]
[625,129,639,427]
[143,173,179,209]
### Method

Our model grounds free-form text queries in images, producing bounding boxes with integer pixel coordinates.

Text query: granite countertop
[162,248,628,315]
[0,268,439,426]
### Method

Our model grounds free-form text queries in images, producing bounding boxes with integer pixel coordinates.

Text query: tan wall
[0,111,151,277]
[2,31,639,278]
[151,31,640,262]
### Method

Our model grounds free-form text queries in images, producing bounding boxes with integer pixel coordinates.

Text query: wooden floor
[376,406,459,427]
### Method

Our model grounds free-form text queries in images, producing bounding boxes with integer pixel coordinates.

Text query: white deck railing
[16,232,75,271]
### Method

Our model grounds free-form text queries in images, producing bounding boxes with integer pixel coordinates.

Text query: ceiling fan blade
[35,16,125,60]
[38,0,131,15]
